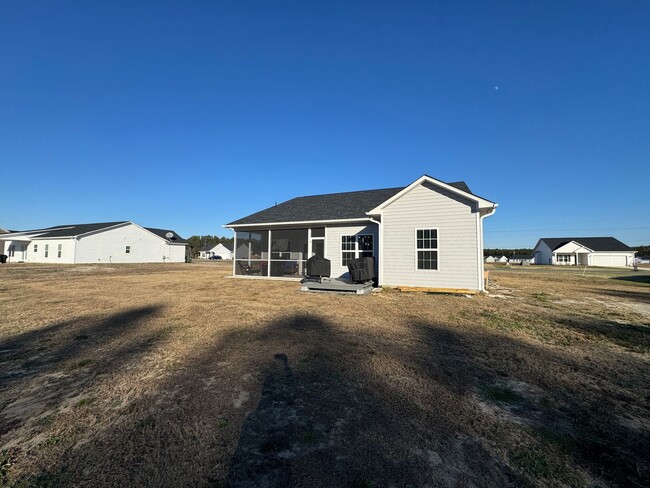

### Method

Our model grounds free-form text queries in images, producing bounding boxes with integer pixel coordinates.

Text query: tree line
[186,235,234,258]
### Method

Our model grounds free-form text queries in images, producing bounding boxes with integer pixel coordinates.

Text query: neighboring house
[225,175,498,292]
[533,237,635,267]
[484,255,497,263]
[199,242,233,259]
[509,254,535,265]
[0,221,187,264]
[496,255,509,263]
[634,255,650,265]
[0,228,7,255]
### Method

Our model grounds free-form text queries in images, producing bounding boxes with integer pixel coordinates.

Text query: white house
[0,221,187,264]
[495,255,509,263]
[533,237,635,267]
[509,254,535,265]
[225,175,497,293]
[199,242,233,259]
[484,255,497,263]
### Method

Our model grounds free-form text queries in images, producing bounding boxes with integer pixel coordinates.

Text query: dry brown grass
[1,262,649,487]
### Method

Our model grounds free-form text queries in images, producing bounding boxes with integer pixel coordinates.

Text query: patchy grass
[0,262,648,487]
[480,384,524,405]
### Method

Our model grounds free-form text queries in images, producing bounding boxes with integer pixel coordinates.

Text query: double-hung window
[57,244,62,258]
[34,244,38,253]
[44,244,49,258]
[341,234,374,266]
[126,246,131,254]
[416,229,438,270]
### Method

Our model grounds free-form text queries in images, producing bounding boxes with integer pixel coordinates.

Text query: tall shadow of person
[227,353,300,488]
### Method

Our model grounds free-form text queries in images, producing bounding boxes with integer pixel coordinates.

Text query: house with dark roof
[509,254,535,265]
[0,221,187,264]
[225,175,498,292]
[199,242,233,260]
[533,237,635,267]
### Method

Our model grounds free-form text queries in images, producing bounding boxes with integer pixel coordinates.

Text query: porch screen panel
[234,231,269,276]
[270,229,308,277]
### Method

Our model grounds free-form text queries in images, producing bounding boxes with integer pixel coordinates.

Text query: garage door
[592,254,628,267]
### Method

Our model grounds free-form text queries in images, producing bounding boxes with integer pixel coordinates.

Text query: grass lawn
[1,262,648,487]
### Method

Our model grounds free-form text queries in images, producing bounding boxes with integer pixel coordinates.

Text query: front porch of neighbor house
[552,241,592,266]
[231,223,378,280]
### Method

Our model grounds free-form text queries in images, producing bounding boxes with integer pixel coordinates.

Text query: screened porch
[233,228,325,278]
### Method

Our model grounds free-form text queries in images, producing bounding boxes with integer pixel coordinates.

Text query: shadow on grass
[555,315,650,352]
[610,275,650,285]
[0,305,165,440]
[593,287,650,304]
[6,312,649,487]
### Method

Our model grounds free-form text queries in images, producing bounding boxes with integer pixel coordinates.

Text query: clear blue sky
[1,1,648,248]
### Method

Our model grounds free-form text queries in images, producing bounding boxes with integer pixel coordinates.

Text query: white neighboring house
[496,255,509,263]
[199,242,233,259]
[484,255,497,263]
[225,174,498,292]
[0,228,8,256]
[509,254,535,265]
[635,256,650,265]
[0,221,187,264]
[533,237,635,267]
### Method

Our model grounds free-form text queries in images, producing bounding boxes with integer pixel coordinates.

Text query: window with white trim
[45,244,49,258]
[57,244,62,258]
[416,229,438,270]
[126,246,131,254]
[34,244,38,253]
[341,234,374,266]
[8,245,15,257]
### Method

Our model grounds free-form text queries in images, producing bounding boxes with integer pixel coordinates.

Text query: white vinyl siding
[75,223,186,263]
[382,182,480,290]
[326,224,379,279]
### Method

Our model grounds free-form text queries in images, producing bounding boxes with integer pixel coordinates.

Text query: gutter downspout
[368,217,381,286]
[479,205,497,292]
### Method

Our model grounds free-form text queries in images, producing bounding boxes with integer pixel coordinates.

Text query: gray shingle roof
[6,222,186,244]
[18,222,128,238]
[227,181,474,226]
[539,237,632,252]
[144,227,187,244]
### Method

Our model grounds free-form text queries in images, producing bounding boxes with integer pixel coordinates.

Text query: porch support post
[267,229,272,277]
[232,230,237,276]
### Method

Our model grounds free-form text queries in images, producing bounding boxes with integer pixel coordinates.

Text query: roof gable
[366,175,496,215]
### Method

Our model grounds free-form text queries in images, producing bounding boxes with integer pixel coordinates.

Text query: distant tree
[632,245,650,256]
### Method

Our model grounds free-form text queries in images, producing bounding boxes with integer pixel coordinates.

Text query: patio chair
[238,262,261,275]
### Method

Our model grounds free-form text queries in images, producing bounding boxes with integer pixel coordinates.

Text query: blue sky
[1,1,648,248]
